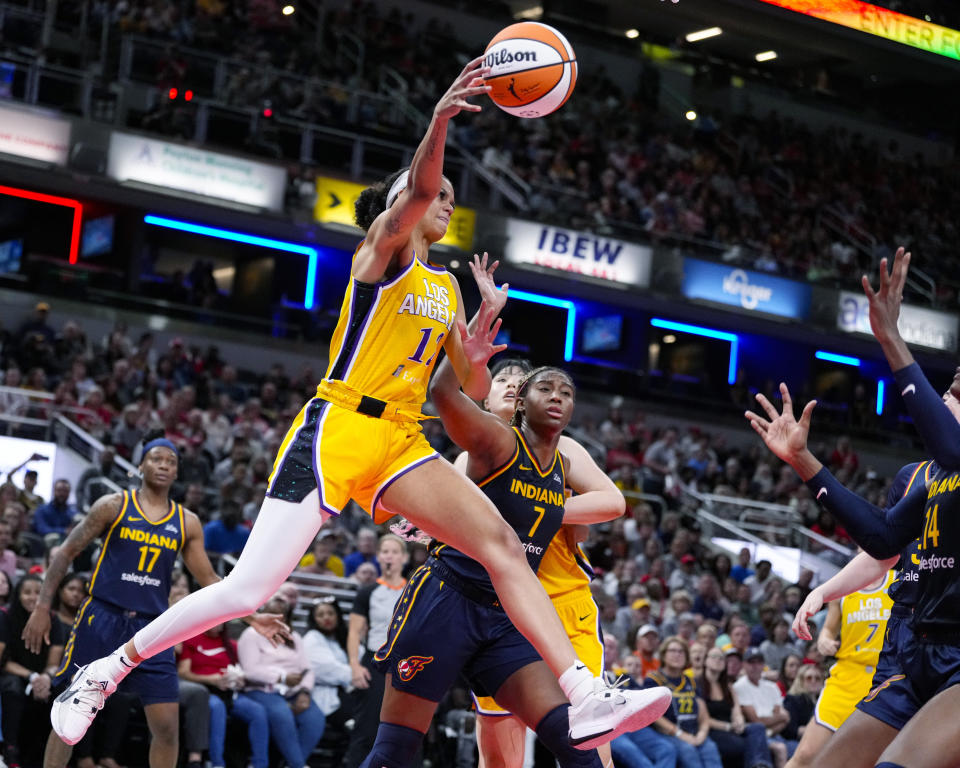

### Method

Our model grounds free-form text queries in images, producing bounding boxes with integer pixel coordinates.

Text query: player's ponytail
[354,168,409,231]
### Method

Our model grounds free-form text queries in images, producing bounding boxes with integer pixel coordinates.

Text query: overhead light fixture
[685,27,722,42]
[626,28,640,39]
[514,4,543,20]
[281,4,295,14]
[755,50,778,61]
[685,110,697,121]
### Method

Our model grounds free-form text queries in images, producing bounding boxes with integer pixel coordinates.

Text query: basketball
[483,21,577,118]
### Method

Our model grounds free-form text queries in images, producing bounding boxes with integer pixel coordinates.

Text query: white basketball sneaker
[50,659,118,745]
[568,679,672,750]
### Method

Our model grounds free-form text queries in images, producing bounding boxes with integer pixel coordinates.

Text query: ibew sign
[838,291,958,353]
[682,257,811,319]
[503,219,651,287]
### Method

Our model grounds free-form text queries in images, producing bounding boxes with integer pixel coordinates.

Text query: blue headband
[142,438,179,461]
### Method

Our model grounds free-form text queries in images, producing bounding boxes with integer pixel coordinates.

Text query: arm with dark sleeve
[805,467,927,558]
[886,462,924,508]
[893,363,960,471]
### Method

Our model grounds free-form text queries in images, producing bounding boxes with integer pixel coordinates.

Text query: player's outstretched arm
[22,492,123,653]
[792,551,898,640]
[746,382,923,559]
[864,249,960,469]
[560,435,626,524]
[354,58,491,282]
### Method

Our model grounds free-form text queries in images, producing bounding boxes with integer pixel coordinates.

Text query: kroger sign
[682,258,811,319]
[503,219,652,288]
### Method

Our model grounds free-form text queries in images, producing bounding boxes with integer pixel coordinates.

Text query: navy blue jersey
[432,427,566,595]
[909,465,960,633]
[886,461,936,607]
[89,491,185,616]
[644,672,699,734]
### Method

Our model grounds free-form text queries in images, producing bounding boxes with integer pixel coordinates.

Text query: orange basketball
[483,21,577,118]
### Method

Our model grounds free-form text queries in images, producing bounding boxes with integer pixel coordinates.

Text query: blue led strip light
[143,215,318,310]
[876,379,885,416]
[650,318,739,385]
[815,350,861,367]
[508,289,576,362]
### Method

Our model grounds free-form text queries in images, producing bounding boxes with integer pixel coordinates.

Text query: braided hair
[510,366,577,428]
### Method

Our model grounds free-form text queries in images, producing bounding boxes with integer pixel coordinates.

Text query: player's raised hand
[744,383,817,465]
[469,251,509,316]
[22,606,51,655]
[457,300,507,371]
[792,588,823,641]
[862,247,910,344]
[434,56,492,120]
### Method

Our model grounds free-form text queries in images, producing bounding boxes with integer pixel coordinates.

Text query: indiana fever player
[746,249,960,768]
[787,461,934,768]
[22,433,285,768]
[51,60,662,752]
[363,347,670,766]
[450,354,616,768]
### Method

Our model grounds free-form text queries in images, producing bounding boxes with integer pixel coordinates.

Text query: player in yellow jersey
[51,61,665,756]
[784,567,894,768]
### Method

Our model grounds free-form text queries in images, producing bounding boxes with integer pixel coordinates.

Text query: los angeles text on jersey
[397,281,453,327]
[845,597,891,623]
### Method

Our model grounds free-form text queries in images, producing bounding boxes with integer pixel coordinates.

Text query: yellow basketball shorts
[472,588,603,717]
[814,660,876,731]
[266,397,438,523]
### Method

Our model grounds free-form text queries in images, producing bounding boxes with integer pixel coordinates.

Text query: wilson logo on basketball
[397,655,434,682]
[485,49,538,67]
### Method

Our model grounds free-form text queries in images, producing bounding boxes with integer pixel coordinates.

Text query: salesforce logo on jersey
[681,258,811,319]
[837,291,958,353]
[503,219,652,288]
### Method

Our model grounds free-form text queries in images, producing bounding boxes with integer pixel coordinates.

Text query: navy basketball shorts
[857,612,923,730]
[53,597,179,706]
[372,558,542,703]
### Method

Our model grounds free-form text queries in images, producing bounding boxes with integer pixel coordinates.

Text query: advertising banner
[0,104,71,165]
[682,258,811,319]
[838,290,958,352]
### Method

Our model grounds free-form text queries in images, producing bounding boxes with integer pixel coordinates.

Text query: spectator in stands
[0,521,17,585]
[745,560,774,604]
[0,574,67,767]
[760,619,796,673]
[782,663,823,742]
[178,621,269,768]
[304,596,353,743]
[52,574,86,633]
[112,404,145,460]
[0,367,30,422]
[669,553,699,595]
[32,479,77,540]
[344,534,408,768]
[16,302,55,345]
[734,649,793,768]
[299,530,345,577]
[646,636,723,768]
[697,646,773,768]
[730,548,754,583]
[215,365,246,404]
[238,592,325,768]
[696,622,718,651]
[343,527,379,578]
[352,562,378,587]
[76,446,127,510]
[693,574,726,624]
[634,624,661,679]
[642,427,678,496]
[203,500,250,555]
[776,654,802,697]
[0,569,12,609]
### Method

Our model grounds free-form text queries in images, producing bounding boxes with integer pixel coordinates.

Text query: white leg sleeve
[132,492,328,659]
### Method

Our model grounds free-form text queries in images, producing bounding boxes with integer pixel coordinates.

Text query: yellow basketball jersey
[323,249,457,407]
[837,571,894,666]
[537,524,596,600]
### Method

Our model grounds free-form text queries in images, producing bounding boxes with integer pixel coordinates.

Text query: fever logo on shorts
[397,655,434,682]
[864,674,905,702]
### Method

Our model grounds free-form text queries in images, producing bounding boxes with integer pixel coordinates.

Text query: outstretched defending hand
[744,383,817,465]
[457,300,507,372]
[469,251,509,317]
[792,589,823,641]
[434,56,492,120]
[862,247,910,345]
[248,611,291,647]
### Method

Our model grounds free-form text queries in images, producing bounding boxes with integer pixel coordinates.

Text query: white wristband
[28,672,38,683]
[674,725,681,737]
